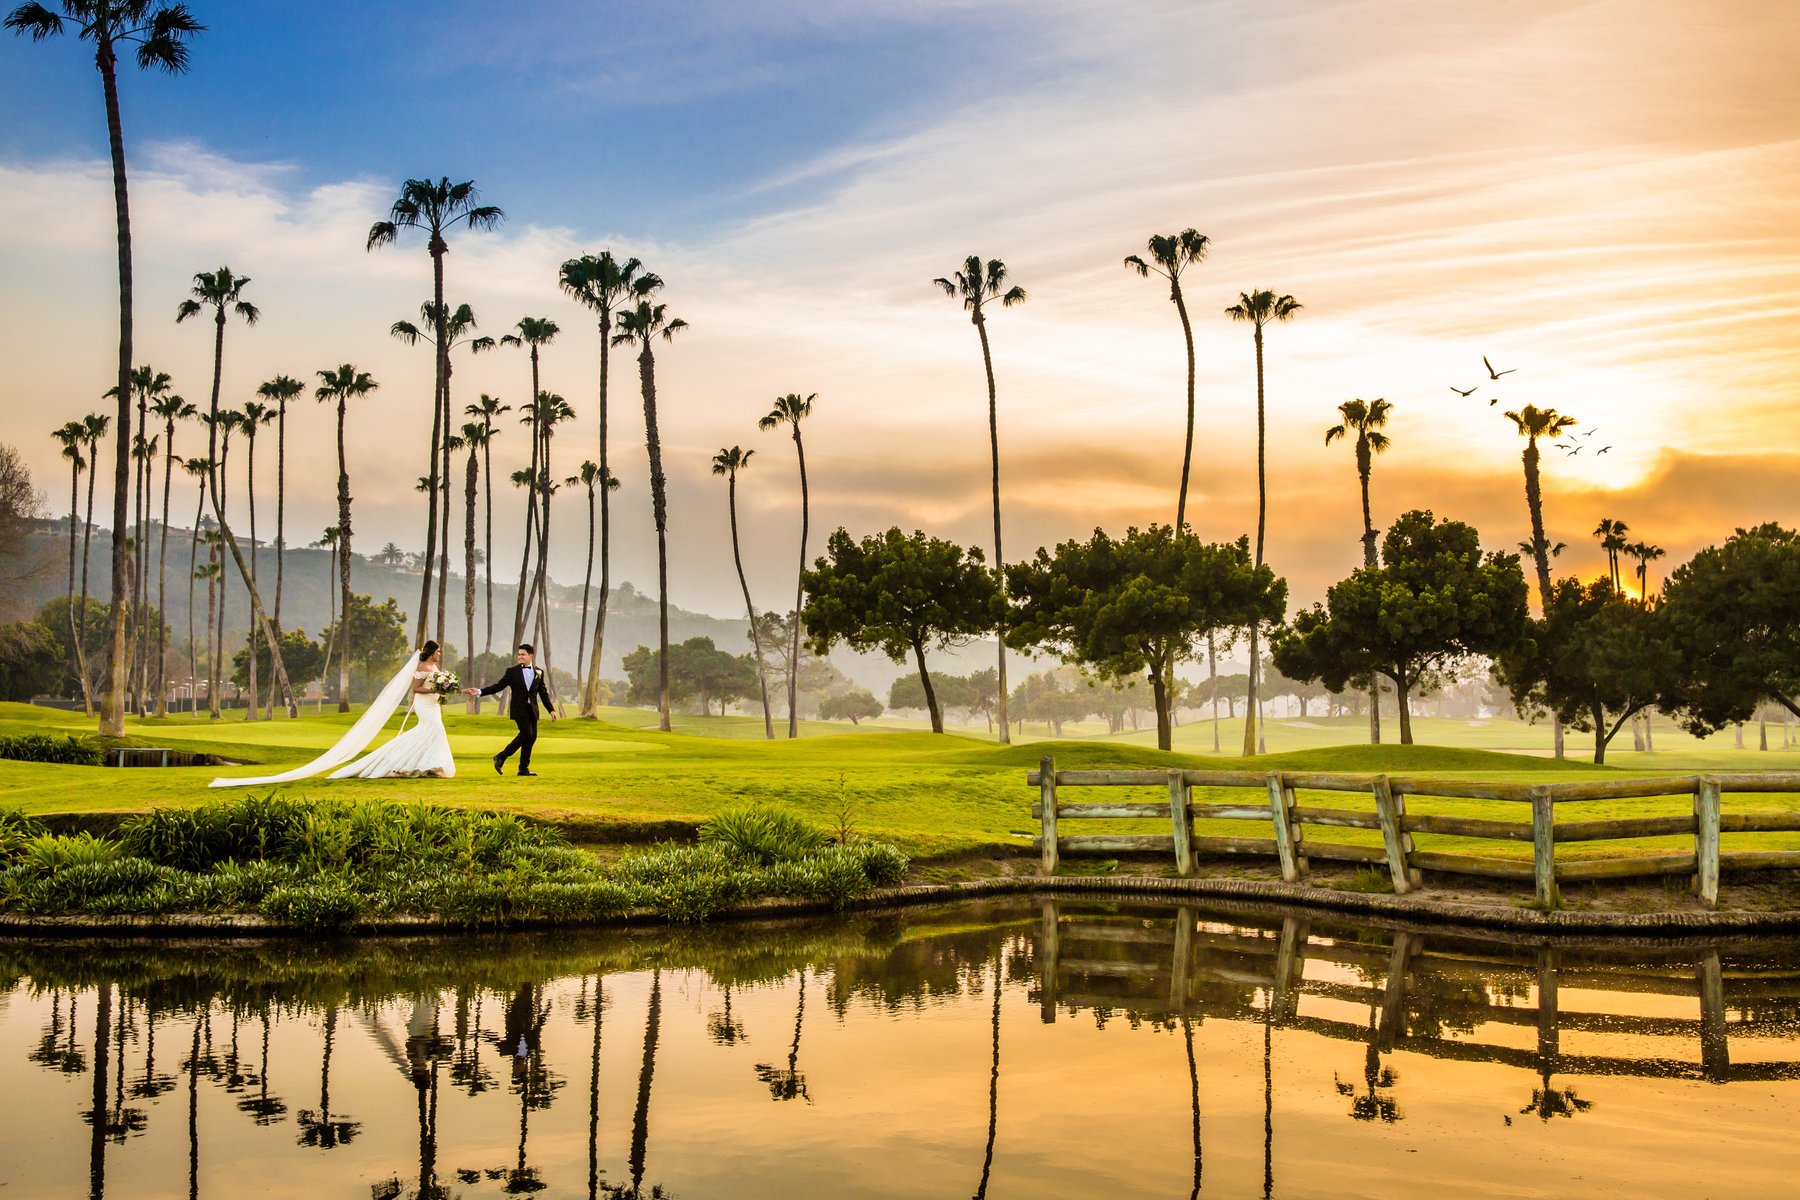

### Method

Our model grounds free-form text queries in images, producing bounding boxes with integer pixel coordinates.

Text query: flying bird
[1488,395,1499,406]
[1450,385,1477,397]
[1597,445,1612,455]
[1562,445,1583,456]
[1483,356,1517,379]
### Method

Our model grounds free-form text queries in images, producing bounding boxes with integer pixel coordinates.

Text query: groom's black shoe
[492,754,505,775]
[517,770,538,777]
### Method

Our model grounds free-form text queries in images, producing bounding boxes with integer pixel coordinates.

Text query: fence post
[1170,905,1194,1010]
[1267,772,1300,882]
[1169,770,1194,876]
[1370,776,1413,895]
[1039,755,1059,875]
[1283,778,1309,879]
[1693,776,1721,909]
[1531,785,1558,909]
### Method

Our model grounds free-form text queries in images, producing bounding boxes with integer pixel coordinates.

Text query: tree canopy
[1271,510,1527,744]
[623,636,759,716]
[818,689,883,725]
[1660,523,1800,733]
[1005,525,1284,750]
[801,527,997,734]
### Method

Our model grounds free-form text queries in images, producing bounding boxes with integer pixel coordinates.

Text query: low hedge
[0,734,102,766]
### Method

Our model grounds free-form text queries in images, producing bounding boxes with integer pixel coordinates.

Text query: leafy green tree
[621,637,757,716]
[321,593,408,704]
[232,627,325,695]
[1660,523,1800,732]
[1272,510,1527,744]
[934,255,1027,744]
[38,595,120,699]
[8,0,203,735]
[1011,668,1093,736]
[889,671,975,717]
[818,689,883,725]
[1007,526,1284,750]
[0,618,61,700]
[1494,578,1678,763]
[802,527,998,734]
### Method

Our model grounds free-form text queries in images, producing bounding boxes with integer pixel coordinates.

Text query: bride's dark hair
[420,640,440,661]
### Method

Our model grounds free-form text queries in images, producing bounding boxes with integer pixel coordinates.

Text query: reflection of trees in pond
[1520,1069,1594,1122]
[450,990,495,1097]
[629,969,664,1198]
[1336,1041,1401,1124]
[297,1006,360,1149]
[128,1006,177,1101]
[973,957,1001,1200]
[1184,1015,1201,1200]
[707,984,746,1045]
[237,1008,288,1124]
[754,970,810,1103]
[583,975,607,1200]
[31,990,88,1075]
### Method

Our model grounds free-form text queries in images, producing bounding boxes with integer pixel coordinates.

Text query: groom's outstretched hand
[461,687,479,696]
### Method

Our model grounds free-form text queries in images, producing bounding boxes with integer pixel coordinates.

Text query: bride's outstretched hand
[461,687,479,696]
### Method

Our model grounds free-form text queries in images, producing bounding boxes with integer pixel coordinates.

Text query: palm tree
[1325,397,1391,745]
[206,408,240,709]
[1224,288,1302,757]
[256,374,304,709]
[180,457,208,713]
[52,421,92,711]
[524,391,574,672]
[567,459,617,700]
[459,422,487,699]
[1625,540,1665,604]
[237,399,275,720]
[124,364,170,712]
[1505,403,1578,756]
[758,394,816,738]
[71,409,111,710]
[7,0,204,736]
[464,394,508,661]
[488,318,560,647]
[177,267,299,717]
[1592,517,1630,592]
[712,446,773,739]
[560,252,646,719]
[195,545,219,716]
[368,179,504,646]
[149,392,193,715]
[934,255,1027,744]
[1124,229,1210,530]
[392,301,494,645]
[612,280,688,732]
[314,365,380,712]
[313,526,339,713]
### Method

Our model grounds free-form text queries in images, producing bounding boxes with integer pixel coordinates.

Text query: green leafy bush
[0,734,102,766]
[0,809,44,861]
[18,832,123,876]
[260,879,364,931]
[700,805,829,866]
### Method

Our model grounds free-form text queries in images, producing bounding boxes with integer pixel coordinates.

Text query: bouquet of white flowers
[425,669,461,696]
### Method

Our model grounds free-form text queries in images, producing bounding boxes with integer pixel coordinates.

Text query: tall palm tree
[314,365,380,712]
[1592,517,1630,592]
[255,374,304,708]
[75,410,110,709]
[313,526,339,713]
[1625,540,1665,603]
[464,394,508,661]
[196,539,220,716]
[567,459,617,699]
[1124,229,1210,530]
[934,255,1027,744]
[150,392,193,715]
[7,0,204,736]
[1225,288,1302,757]
[237,399,275,720]
[52,421,91,712]
[758,394,816,738]
[560,252,646,719]
[1505,403,1578,756]
[524,391,574,672]
[488,318,560,646]
[177,267,298,717]
[712,446,773,738]
[180,457,208,714]
[1325,397,1392,745]
[368,179,504,646]
[124,364,170,712]
[206,408,240,710]
[612,281,688,732]
[459,422,487,699]
[392,301,494,645]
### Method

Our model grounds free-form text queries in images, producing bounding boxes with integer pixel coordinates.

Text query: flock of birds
[1450,356,1613,457]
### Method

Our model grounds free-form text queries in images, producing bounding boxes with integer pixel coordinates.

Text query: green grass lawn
[3,701,1797,862]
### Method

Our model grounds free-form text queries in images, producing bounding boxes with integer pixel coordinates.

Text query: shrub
[0,734,103,766]
[260,880,363,932]
[18,832,123,876]
[850,841,909,887]
[700,805,829,866]
[0,809,44,861]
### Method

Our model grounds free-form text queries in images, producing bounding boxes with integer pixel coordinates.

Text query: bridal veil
[207,652,423,788]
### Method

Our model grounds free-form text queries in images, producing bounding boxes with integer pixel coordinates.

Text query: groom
[465,643,557,777]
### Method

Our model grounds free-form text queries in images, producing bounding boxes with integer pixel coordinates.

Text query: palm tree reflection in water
[755,970,810,1103]
[296,1006,360,1150]
[974,957,1001,1200]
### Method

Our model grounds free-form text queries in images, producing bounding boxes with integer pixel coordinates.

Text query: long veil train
[208,653,423,788]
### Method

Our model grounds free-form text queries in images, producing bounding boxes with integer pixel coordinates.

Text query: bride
[209,641,455,787]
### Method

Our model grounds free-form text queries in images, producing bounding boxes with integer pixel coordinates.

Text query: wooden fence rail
[1028,757,1800,909]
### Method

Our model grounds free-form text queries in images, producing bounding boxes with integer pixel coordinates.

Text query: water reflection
[2,899,1798,1198]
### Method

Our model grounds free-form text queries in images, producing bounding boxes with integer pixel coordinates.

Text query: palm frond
[174,298,202,322]
[234,300,260,325]
[365,221,398,252]
[4,4,65,40]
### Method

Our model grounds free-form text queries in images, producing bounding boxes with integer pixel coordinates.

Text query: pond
[2,897,1798,1199]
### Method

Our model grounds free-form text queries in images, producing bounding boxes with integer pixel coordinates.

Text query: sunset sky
[2,0,1797,624]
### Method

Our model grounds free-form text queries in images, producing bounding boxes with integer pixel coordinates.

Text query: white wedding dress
[329,672,456,779]
[209,653,455,787]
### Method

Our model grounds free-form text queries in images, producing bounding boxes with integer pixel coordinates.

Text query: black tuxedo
[480,664,555,772]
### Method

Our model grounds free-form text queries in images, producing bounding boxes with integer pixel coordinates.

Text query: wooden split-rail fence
[1029,757,1800,909]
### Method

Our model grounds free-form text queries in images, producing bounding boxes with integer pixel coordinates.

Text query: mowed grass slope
[2,702,1796,861]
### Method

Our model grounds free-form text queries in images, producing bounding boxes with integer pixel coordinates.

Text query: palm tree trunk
[1208,632,1220,753]
[155,420,175,716]
[130,406,146,715]
[464,446,478,713]
[512,416,539,650]
[1358,450,1381,746]
[482,421,495,663]
[217,434,229,708]
[186,477,202,715]
[1174,283,1196,532]
[975,313,1011,745]
[639,345,672,732]
[788,428,810,739]
[319,543,335,713]
[530,405,555,677]
[79,435,99,714]
[275,398,290,715]
[244,430,259,721]
[581,322,613,718]
[1243,325,1266,757]
[336,400,353,711]
[576,483,594,695]
[728,473,775,738]
[67,457,90,713]
[1521,439,1565,759]
[204,548,218,718]
[97,39,133,739]
[437,369,452,649]
[416,389,440,649]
